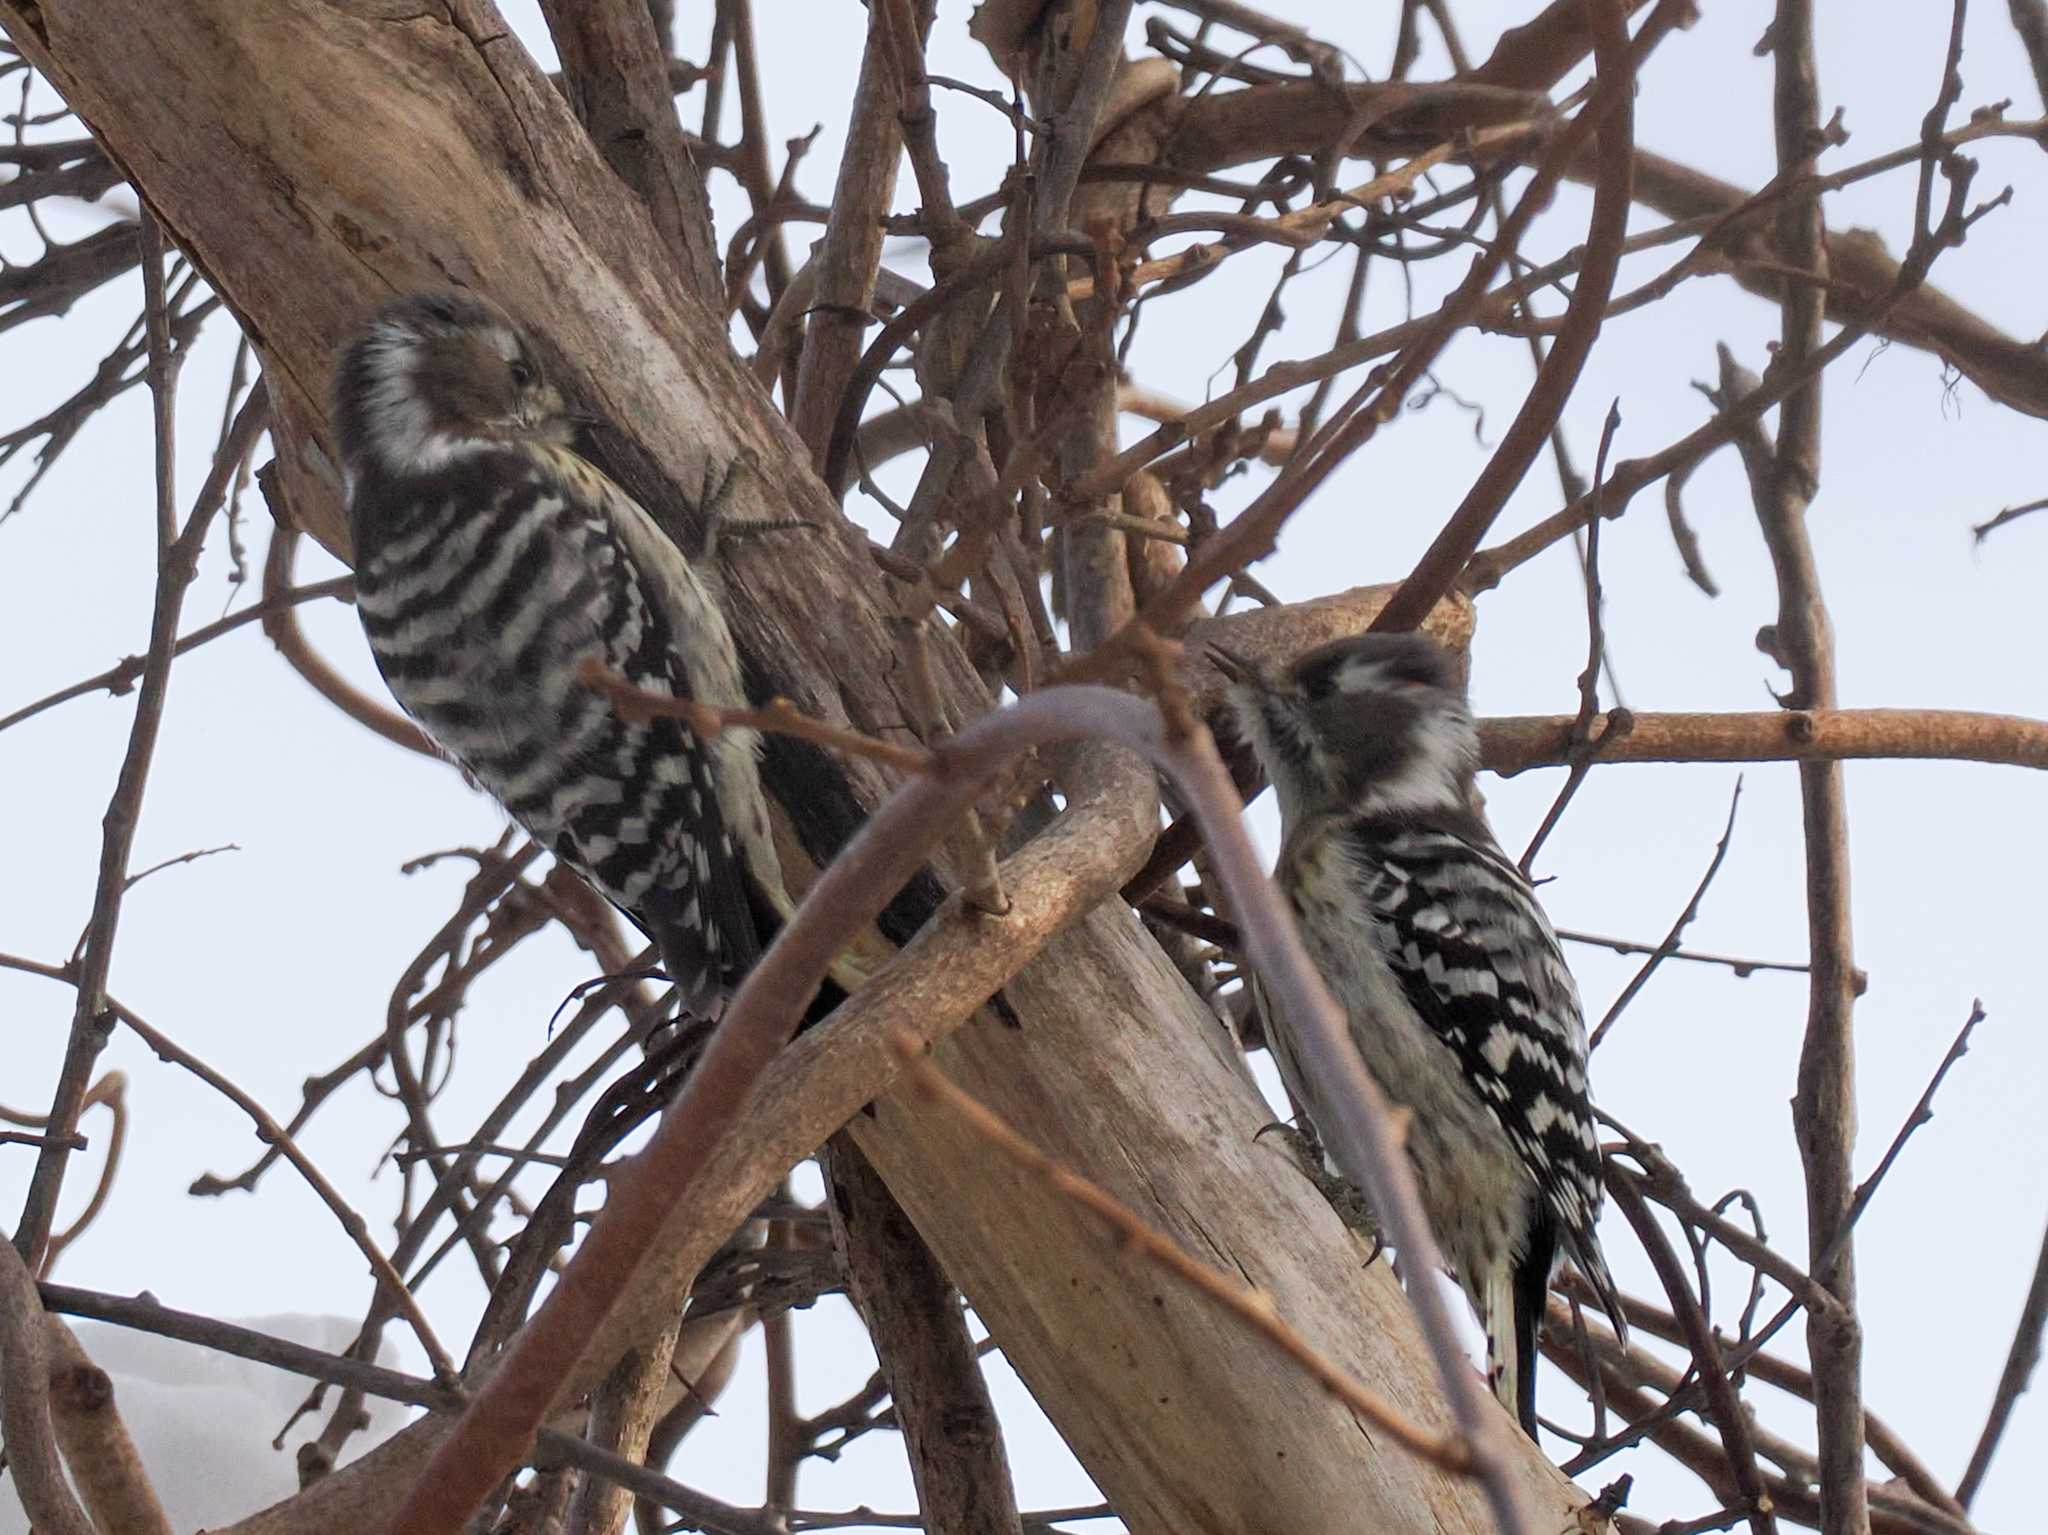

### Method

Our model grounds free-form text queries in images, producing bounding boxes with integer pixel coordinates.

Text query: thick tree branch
[538,0,723,312]
[42,1316,176,1535]
[786,0,928,460]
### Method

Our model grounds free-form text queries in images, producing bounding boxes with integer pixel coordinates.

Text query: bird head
[1210,631,1478,830]
[333,291,592,481]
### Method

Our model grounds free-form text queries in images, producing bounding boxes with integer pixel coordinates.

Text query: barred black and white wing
[349,445,765,1016]
[1345,812,1625,1406]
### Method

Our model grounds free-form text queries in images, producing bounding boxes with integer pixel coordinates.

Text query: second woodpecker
[1216,631,1625,1436]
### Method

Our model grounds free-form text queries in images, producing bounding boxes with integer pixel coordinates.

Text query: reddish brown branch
[1480,708,2048,776]
[579,659,935,773]
[260,525,434,758]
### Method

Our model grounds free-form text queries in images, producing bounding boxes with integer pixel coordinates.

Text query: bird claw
[1255,1122,1382,1249]
[690,451,814,558]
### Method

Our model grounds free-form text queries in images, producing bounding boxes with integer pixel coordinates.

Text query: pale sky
[2,3,2043,1531]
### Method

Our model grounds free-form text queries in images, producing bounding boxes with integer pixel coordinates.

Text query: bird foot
[691,451,817,559]
[1255,1121,1382,1250]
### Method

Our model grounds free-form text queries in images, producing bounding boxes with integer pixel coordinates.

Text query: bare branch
[1957,1216,2048,1507]
[1481,708,2048,775]
[0,953,457,1381]
[0,1237,97,1535]
[11,262,268,1269]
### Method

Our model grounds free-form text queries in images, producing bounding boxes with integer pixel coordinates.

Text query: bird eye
[509,358,536,390]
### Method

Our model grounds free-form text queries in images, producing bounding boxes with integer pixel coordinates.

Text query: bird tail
[1478,1258,1526,1434]
[1508,1217,1628,1440]
[1567,1223,1630,1355]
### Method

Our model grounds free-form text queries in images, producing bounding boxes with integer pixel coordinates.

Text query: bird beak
[1206,643,1261,687]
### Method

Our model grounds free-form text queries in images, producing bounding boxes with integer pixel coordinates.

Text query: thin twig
[12,245,268,1269]
[579,658,935,773]
[1608,1172,1779,1535]
[1590,779,1744,1051]
[36,1072,129,1276]
[0,952,456,1382]
[258,523,433,758]
[1968,494,2048,544]
[1957,1215,2048,1507]
[1616,1138,1851,1332]
[1560,929,1804,977]
[1520,400,1624,875]
[1565,1276,1962,1519]
[1820,1000,1983,1278]
[0,578,351,739]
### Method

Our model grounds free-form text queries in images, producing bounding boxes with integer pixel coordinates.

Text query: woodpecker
[1215,631,1624,1436]
[333,290,798,1019]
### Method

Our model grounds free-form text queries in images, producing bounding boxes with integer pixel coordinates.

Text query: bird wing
[524,446,766,1012]
[1344,812,1626,1340]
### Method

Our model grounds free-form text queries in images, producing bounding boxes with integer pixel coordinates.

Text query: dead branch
[0,952,456,1381]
